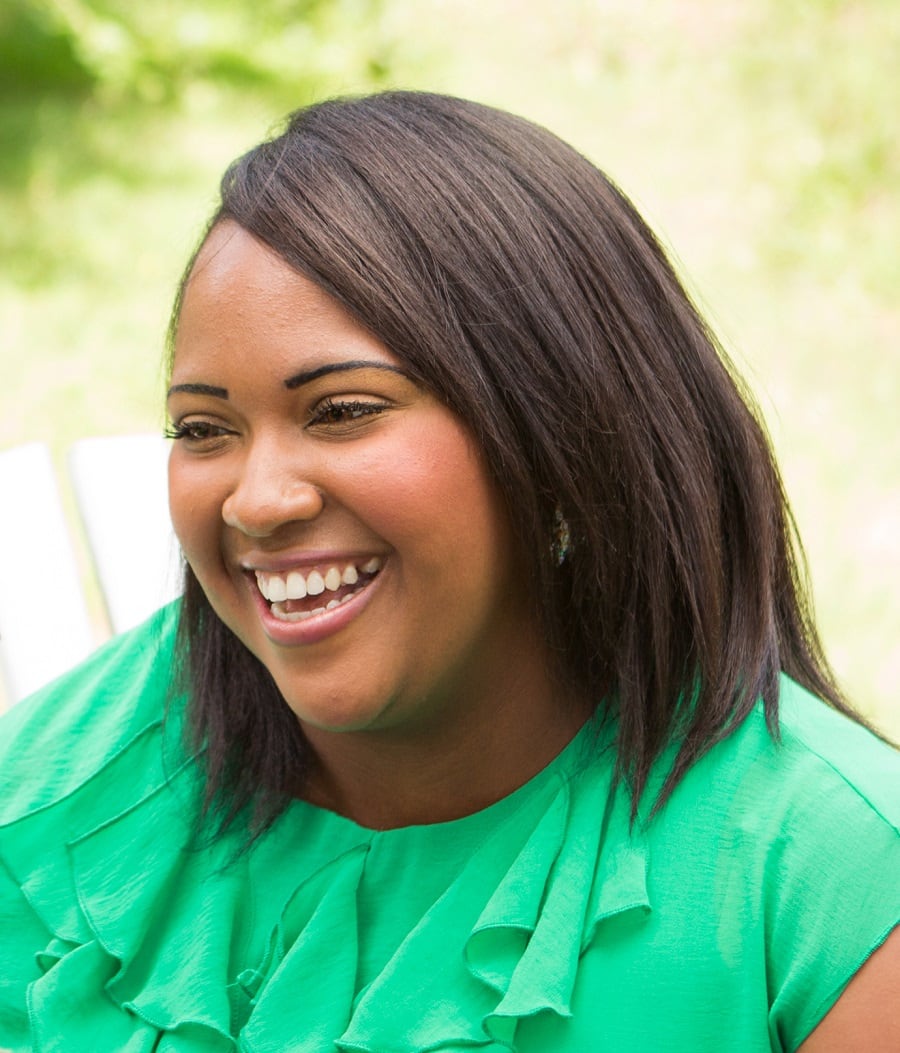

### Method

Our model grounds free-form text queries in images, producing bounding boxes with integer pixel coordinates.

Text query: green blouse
[1,603,898,1052]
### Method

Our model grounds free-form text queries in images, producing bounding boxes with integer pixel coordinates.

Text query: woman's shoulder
[0,601,211,1050]
[0,601,184,825]
[637,677,898,1052]
[647,672,899,982]
[773,675,899,825]
[662,674,899,837]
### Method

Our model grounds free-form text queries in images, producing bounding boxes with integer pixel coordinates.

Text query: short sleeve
[763,690,900,1051]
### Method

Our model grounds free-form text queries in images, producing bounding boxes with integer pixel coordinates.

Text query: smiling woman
[166,222,559,812]
[0,91,898,1052]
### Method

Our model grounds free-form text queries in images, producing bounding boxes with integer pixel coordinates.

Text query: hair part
[169,90,868,837]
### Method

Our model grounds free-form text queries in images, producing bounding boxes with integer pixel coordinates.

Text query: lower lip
[248,569,383,646]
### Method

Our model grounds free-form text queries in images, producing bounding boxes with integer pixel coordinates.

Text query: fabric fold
[0,727,241,1050]
[0,605,239,1051]
[240,845,369,1053]
[335,752,651,1052]
[1,612,651,1052]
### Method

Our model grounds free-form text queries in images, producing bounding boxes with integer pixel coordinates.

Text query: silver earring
[551,507,571,565]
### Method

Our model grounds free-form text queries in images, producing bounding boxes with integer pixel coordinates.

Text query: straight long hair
[169,91,866,835]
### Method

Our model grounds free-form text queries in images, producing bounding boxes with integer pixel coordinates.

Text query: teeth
[270,594,355,622]
[255,557,382,602]
[306,570,325,596]
[286,571,307,599]
[267,576,287,602]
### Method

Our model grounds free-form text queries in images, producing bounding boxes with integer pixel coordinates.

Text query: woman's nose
[221,447,324,537]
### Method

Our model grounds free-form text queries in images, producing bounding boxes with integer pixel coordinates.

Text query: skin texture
[168,221,587,829]
[798,925,900,1051]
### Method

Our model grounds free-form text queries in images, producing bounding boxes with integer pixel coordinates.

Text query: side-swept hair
[168,90,866,836]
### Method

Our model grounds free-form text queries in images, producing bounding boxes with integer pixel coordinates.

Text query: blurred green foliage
[0,0,94,95]
[0,0,400,287]
[0,0,395,101]
[734,0,900,300]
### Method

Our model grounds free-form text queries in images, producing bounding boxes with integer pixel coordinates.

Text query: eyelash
[308,398,388,426]
[165,399,388,443]
[164,421,233,442]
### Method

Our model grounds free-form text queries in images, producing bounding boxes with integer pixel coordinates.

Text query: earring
[551,507,571,565]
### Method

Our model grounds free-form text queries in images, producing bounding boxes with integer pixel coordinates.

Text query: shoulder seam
[778,717,900,836]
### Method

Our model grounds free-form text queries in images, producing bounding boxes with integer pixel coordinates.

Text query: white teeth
[342,564,359,585]
[267,576,287,602]
[256,557,382,604]
[306,570,325,596]
[270,590,360,622]
[286,571,307,599]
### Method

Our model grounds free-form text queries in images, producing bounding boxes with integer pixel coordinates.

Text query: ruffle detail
[333,760,650,1052]
[2,718,267,1050]
[0,604,238,1052]
[1,612,651,1051]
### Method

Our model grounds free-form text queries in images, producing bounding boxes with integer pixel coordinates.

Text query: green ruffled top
[1,603,898,1053]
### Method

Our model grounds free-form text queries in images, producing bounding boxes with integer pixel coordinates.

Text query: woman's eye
[309,399,388,427]
[165,421,233,443]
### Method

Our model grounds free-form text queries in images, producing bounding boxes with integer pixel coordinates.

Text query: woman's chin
[280,692,395,737]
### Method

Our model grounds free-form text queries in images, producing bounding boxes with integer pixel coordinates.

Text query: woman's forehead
[172,225,404,386]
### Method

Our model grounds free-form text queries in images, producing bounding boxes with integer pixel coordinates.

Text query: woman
[1,91,897,1052]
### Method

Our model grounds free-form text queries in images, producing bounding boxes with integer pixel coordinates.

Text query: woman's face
[168,221,544,740]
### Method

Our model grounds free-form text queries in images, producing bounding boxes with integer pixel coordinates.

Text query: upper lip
[238,549,387,574]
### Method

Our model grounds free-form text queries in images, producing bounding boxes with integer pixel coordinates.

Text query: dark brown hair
[169,90,863,835]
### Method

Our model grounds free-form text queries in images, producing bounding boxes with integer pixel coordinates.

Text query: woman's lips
[245,556,385,646]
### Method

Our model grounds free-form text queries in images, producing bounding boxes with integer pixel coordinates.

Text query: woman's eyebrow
[284,360,406,390]
[166,382,229,399]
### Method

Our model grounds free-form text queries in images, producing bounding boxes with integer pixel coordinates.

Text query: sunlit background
[1,0,898,732]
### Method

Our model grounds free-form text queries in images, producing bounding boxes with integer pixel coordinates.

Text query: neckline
[285,710,606,838]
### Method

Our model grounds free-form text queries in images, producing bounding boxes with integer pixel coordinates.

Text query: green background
[2,0,898,733]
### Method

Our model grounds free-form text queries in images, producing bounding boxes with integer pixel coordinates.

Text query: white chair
[0,435,181,709]
[0,442,96,703]
[69,434,182,635]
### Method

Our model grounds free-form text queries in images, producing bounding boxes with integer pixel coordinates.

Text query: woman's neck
[299,679,592,830]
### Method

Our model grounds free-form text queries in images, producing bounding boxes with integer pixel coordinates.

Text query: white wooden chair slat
[0,443,96,703]
[0,435,183,710]
[68,434,182,636]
